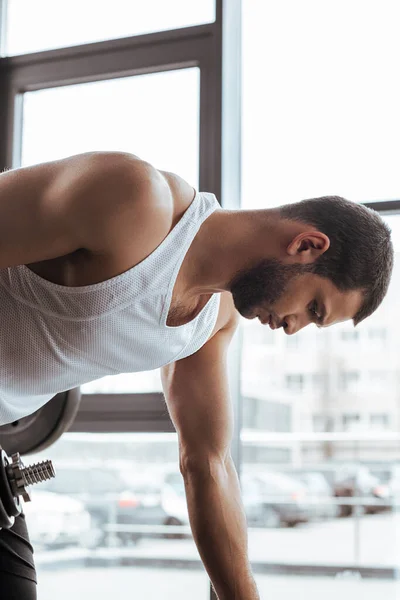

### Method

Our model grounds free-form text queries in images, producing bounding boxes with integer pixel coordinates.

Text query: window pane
[21,68,199,184]
[21,67,199,393]
[242,0,400,207]
[240,215,400,591]
[81,371,163,394]
[23,433,210,600]
[5,0,215,56]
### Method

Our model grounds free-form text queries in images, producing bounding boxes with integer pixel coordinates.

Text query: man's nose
[284,314,311,335]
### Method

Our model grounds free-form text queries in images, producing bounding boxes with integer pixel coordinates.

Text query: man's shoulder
[64,153,193,267]
[23,151,197,284]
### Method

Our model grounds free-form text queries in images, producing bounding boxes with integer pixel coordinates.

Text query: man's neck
[181,208,280,299]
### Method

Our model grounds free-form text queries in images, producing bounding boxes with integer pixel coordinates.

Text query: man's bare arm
[0,151,170,269]
[161,320,260,600]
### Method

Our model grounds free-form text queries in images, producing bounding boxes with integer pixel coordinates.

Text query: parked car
[382,465,400,511]
[23,490,91,549]
[333,465,390,517]
[116,479,166,544]
[242,472,311,527]
[39,465,165,546]
[285,470,338,520]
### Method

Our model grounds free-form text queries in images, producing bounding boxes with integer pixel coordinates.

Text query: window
[338,371,360,392]
[312,414,327,432]
[285,374,304,392]
[4,0,216,56]
[370,414,390,430]
[312,373,325,390]
[342,414,361,431]
[243,397,291,432]
[340,330,359,342]
[368,328,387,342]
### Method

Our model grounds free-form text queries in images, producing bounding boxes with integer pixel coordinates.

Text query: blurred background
[1,1,400,598]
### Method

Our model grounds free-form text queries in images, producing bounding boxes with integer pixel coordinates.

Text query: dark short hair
[278,196,394,325]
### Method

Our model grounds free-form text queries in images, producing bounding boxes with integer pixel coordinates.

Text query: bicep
[161,324,238,463]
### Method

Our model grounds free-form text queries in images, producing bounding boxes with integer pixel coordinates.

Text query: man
[0,151,393,599]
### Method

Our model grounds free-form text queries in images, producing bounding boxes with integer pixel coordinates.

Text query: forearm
[182,456,260,600]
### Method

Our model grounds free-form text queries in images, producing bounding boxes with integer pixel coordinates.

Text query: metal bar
[241,430,400,443]
[219,0,243,459]
[363,200,400,213]
[0,0,9,171]
[71,393,176,433]
[1,26,213,90]
[209,0,241,597]
[1,26,216,168]
[0,23,215,68]
[105,523,192,535]
[0,0,7,57]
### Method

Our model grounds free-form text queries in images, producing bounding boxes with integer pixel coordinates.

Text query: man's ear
[286,231,330,263]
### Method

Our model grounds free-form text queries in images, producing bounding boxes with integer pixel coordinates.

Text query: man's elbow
[179,448,232,480]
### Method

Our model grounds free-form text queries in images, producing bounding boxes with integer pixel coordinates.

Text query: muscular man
[0,151,394,599]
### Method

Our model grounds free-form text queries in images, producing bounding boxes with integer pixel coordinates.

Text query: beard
[229,258,313,318]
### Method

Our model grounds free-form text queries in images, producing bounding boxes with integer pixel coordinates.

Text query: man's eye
[309,301,319,317]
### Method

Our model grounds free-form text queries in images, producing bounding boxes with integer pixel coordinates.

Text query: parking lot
[34,511,400,599]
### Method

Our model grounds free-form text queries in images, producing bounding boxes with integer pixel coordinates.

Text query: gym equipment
[0,446,55,530]
[0,388,81,456]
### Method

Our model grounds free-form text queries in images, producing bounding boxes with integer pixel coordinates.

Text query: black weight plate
[0,388,81,455]
[0,450,20,517]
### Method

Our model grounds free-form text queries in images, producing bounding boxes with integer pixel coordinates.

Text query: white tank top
[0,191,221,425]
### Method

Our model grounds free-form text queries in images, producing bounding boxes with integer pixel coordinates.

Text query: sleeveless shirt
[0,191,221,425]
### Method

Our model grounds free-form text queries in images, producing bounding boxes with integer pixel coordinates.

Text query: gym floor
[37,567,400,600]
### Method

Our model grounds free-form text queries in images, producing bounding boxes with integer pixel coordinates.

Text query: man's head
[229,196,393,334]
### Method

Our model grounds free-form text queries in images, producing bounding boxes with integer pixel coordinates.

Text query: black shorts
[0,512,37,598]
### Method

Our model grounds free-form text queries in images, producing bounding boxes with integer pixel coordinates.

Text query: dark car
[285,470,338,520]
[39,465,166,546]
[333,465,390,517]
[242,472,311,527]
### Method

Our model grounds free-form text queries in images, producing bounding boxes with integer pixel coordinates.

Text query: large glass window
[21,67,200,394]
[4,0,216,56]
[242,1,400,596]
[242,0,400,207]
